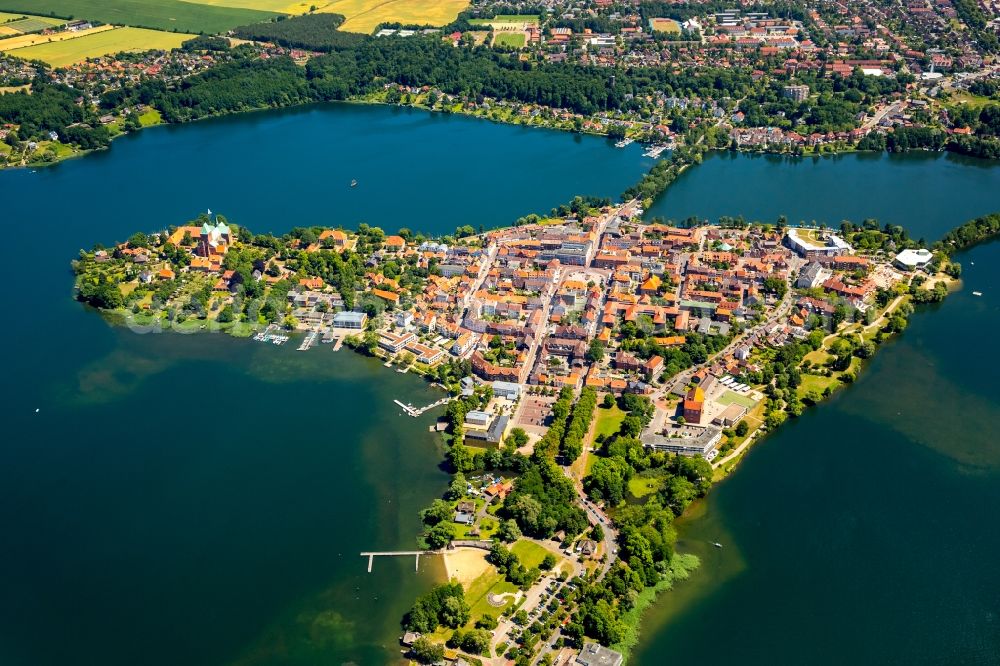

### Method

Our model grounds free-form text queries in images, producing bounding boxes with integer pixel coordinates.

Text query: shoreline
[13,93,987,175]
[67,147,998,664]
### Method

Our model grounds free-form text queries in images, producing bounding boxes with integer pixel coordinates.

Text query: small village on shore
[72,195,964,665]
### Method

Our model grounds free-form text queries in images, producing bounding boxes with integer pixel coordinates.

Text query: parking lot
[515,395,554,431]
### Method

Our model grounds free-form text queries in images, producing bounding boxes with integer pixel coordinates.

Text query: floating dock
[253,324,289,345]
[393,397,452,417]
[297,330,318,351]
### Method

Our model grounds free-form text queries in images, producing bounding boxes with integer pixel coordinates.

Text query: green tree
[425,523,455,549]
[411,637,445,664]
[440,594,470,628]
[497,519,522,542]
[449,472,467,500]
[421,499,452,526]
[461,628,492,655]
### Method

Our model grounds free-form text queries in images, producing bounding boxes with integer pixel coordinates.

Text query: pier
[361,550,430,572]
[297,330,318,351]
[643,144,669,159]
[393,396,452,417]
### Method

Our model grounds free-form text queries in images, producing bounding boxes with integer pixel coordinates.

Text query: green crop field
[493,32,524,48]
[0,0,279,34]
[470,14,539,24]
[4,16,64,32]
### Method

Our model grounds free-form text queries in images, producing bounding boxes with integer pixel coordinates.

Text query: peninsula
[73,197,994,665]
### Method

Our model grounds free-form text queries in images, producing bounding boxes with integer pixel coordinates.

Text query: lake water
[646,151,1000,242]
[634,157,1000,664]
[0,103,649,666]
[1,102,998,665]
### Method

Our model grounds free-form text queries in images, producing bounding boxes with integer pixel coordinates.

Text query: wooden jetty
[393,397,452,418]
[361,550,431,573]
[297,330,318,351]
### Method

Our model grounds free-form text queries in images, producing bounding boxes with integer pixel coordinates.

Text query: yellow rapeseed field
[6,27,190,67]
[319,0,469,34]
[0,24,114,52]
[185,0,318,13]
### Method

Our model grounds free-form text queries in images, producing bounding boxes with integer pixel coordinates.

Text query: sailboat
[350,179,358,188]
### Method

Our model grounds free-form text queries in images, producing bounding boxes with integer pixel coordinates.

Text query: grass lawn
[469,14,538,24]
[464,567,518,626]
[797,372,839,399]
[717,390,758,409]
[594,403,626,440]
[0,0,278,34]
[138,108,162,127]
[627,475,664,499]
[803,348,833,366]
[493,32,525,47]
[7,27,191,65]
[948,91,995,110]
[320,0,469,33]
[798,373,840,398]
[510,540,559,569]
[229,321,257,337]
[45,140,76,157]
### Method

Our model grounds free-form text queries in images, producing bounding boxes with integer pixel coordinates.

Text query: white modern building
[784,228,853,258]
[894,248,933,271]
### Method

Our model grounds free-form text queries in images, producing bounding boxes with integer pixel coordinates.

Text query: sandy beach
[441,547,492,586]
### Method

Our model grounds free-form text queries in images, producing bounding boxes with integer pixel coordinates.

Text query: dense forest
[0,82,111,149]
[138,34,761,120]
[934,212,1000,252]
[231,13,366,51]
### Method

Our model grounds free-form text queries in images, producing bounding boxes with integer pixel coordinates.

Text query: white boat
[713,542,723,548]
[350,179,358,187]
[614,137,634,148]
[972,291,983,296]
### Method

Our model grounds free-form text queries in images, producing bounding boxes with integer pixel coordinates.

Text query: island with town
[71,194,987,666]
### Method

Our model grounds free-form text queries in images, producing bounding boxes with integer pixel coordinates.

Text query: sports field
[6,15,65,31]
[649,17,681,34]
[0,24,113,51]
[0,0,278,34]
[319,0,469,33]
[7,26,190,66]
[493,32,525,47]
